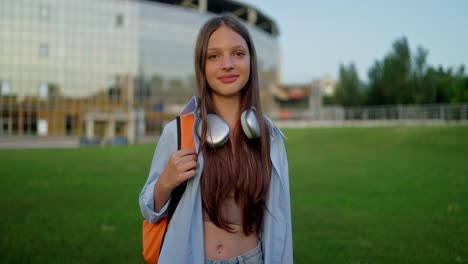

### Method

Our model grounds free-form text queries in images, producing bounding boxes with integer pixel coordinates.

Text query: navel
[216,244,224,255]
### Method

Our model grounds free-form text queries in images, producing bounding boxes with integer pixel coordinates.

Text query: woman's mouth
[218,75,238,83]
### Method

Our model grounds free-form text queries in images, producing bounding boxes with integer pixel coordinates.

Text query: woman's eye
[207,54,219,60]
[233,51,245,57]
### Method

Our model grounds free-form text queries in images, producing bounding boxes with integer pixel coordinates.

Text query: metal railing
[274,103,468,124]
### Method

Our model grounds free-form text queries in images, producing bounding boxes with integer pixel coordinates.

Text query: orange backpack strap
[142,113,195,264]
[168,113,195,219]
[177,113,196,150]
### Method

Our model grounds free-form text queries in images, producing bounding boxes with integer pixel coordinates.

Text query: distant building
[0,0,280,143]
[271,83,314,119]
[312,76,338,97]
[271,76,337,120]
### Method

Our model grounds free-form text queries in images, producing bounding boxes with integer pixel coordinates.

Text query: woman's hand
[154,148,197,211]
[160,148,198,190]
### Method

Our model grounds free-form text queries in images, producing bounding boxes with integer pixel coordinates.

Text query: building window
[39,43,49,57]
[39,82,48,98]
[1,80,11,95]
[116,14,124,27]
[66,115,77,135]
[39,4,50,21]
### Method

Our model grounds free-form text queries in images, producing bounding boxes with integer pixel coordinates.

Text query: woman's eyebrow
[231,45,248,50]
[207,45,247,52]
[206,47,221,52]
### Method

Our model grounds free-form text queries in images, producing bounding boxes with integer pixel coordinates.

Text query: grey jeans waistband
[205,241,263,264]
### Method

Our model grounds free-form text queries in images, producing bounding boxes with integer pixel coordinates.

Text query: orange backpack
[142,113,195,264]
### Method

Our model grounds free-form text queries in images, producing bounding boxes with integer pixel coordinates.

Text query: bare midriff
[203,221,258,260]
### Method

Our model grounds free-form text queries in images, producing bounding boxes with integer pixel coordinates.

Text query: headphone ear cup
[196,114,230,147]
[240,108,261,139]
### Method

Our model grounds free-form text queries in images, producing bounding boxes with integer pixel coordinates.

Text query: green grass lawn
[1,126,467,263]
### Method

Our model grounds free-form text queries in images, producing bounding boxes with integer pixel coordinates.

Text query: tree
[450,65,468,103]
[411,46,431,103]
[367,37,412,105]
[334,63,363,106]
[336,36,467,106]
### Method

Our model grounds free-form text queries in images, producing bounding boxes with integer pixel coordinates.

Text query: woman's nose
[221,55,234,70]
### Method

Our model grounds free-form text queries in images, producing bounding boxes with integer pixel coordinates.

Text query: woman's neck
[212,96,241,129]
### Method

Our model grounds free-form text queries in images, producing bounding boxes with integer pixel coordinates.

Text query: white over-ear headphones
[196,107,260,148]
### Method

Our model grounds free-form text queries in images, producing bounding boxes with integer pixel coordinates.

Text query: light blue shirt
[139,104,293,263]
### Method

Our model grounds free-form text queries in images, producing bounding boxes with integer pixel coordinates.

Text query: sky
[241,0,468,84]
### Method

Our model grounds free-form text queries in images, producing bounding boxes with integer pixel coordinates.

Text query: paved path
[0,136,79,149]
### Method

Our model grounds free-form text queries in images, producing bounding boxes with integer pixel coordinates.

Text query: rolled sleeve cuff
[140,180,171,223]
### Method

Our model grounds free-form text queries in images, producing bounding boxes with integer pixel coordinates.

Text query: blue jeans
[205,241,263,264]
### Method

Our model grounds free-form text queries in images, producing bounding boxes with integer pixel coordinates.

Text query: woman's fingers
[167,148,198,184]
[174,150,196,169]
[181,169,196,181]
[177,148,197,157]
[176,158,197,172]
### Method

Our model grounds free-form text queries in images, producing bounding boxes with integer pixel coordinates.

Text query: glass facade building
[0,0,280,143]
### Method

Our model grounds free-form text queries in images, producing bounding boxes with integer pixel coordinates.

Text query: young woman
[139,15,293,264]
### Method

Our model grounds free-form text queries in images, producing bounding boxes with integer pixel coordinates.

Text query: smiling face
[204,25,251,103]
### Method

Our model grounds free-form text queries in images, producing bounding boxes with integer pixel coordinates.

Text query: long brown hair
[194,15,272,235]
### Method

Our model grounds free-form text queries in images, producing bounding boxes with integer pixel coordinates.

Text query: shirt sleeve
[277,129,294,263]
[261,122,294,264]
[139,120,178,223]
